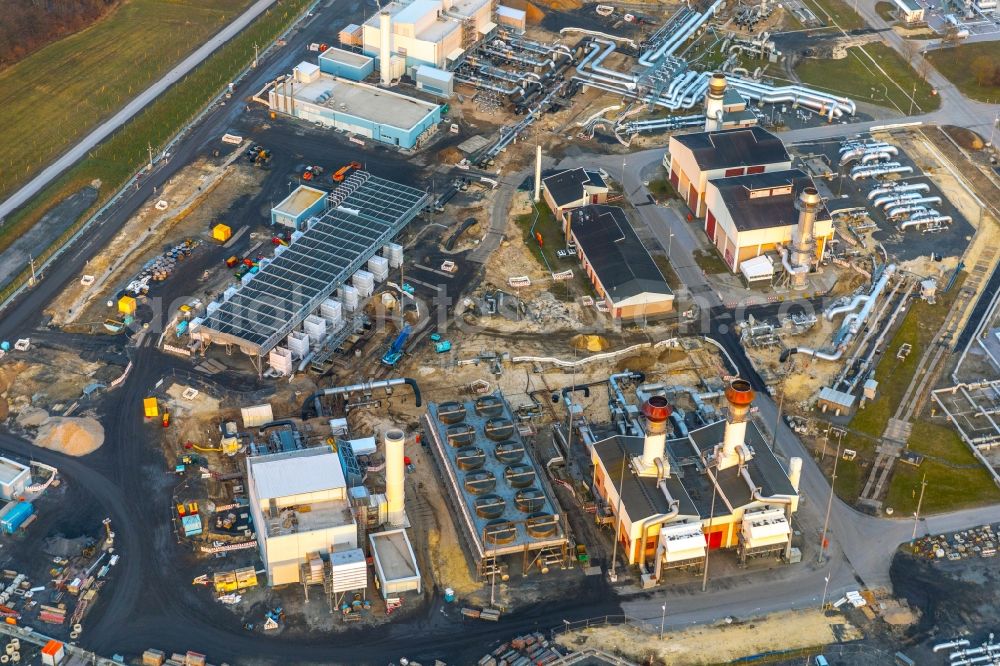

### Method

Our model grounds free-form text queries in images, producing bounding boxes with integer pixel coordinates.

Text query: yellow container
[118,295,137,315]
[212,223,232,242]
[143,397,158,418]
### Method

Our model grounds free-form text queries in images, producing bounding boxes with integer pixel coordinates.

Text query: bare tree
[971,56,996,87]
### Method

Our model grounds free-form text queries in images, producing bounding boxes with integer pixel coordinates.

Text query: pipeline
[639,0,723,67]
[850,162,913,180]
[303,377,422,418]
[867,182,928,201]
[860,150,893,164]
[558,26,638,49]
[886,196,942,218]
[778,245,809,280]
[900,214,952,230]
[840,143,898,164]
[728,76,856,117]
[786,265,896,362]
[872,190,923,209]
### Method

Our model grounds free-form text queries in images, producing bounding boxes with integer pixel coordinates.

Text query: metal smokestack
[384,429,406,526]
[704,72,726,132]
[722,379,754,465]
[379,11,393,86]
[790,187,821,289]
[534,144,542,203]
[640,396,671,470]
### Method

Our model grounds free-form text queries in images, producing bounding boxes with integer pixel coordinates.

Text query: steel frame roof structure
[197,172,427,357]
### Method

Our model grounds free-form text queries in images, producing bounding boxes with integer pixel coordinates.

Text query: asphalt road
[0,0,281,222]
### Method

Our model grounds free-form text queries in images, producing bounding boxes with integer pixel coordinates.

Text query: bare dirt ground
[556,609,862,665]
[46,153,263,328]
[0,349,109,417]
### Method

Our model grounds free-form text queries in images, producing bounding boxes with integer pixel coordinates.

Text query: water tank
[474,494,506,519]
[494,440,525,463]
[484,519,517,544]
[504,464,536,488]
[525,512,558,538]
[514,488,545,513]
[446,423,476,447]
[464,471,496,495]
[438,402,467,424]
[475,395,504,417]
[456,446,486,471]
[484,418,514,441]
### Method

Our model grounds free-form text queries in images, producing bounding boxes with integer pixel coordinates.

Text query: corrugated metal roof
[249,449,345,500]
[416,65,454,84]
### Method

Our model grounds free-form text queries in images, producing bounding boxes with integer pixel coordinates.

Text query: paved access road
[0,0,285,221]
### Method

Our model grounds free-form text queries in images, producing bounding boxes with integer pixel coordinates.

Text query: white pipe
[826,294,869,321]
[379,11,393,87]
[779,245,809,278]
[729,77,855,116]
[740,465,794,506]
[860,150,892,164]
[867,182,928,200]
[873,191,922,208]
[851,163,913,180]
[900,215,951,230]
[887,196,942,218]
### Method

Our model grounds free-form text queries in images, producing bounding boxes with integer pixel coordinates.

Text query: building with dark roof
[541,167,609,231]
[588,380,802,581]
[664,126,792,217]
[568,205,673,320]
[702,168,833,274]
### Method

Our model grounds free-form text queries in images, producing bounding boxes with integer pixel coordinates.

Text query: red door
[706,529,724,549]
[669,169,679,187]
[705,211,717,242]
[688,184,698,212]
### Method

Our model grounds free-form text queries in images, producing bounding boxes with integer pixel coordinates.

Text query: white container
[383,242,403,268]
[329,548,368,593]
[206,301,221,315]
[340,284,359,311]
[240,272,254,286]
[320,298,343,327]
[223,286,237,302]
[274,244,287,256]
[287,331,310,359]
[290,230,305,244]
[352,269,375,297]
[368,255,389,281]
[303,315,327,344]
[268,347,293,376]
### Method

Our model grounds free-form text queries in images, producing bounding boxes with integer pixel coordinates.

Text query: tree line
[0,0,119,69]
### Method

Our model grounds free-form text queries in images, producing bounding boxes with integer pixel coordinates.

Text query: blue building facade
[318,48,375,81]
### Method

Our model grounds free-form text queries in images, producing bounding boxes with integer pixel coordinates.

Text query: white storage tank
[368,255,389,282]
[269,346,294,376]
[303,314,327,344]
[340,284,359,311]
[352,269,375,298]
[287,330,310,359]
[383,242,404,268]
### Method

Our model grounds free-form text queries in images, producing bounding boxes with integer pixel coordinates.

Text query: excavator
[332,161,362,182]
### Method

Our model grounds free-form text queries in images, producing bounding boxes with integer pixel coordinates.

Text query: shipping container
[0,501,33,534]
[212,223,232,242]
[118,295,137,315]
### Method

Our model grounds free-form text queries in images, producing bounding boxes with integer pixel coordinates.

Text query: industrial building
[0,458,29,501]
[702,169,833,275]
[361,0,495,73]
[271,185,328,229]
[567,205,674,319]
[192,171,426,372]
[665,126,792,218]
[585,379,801,583]
[423,394,570,578]
[702,72,759,131]
[318,47,375,81]
[370,528,422,599]
[541,167,610,233]
[267,63,442,149]
[892,0,925,23]
[246,448,357,586]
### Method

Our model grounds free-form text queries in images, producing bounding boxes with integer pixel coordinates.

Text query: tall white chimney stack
[704,72,727,132]
[534,145,542,203]
[379,11,393,87]
[719,379,754,470]
[788,456,803,492]
[384,429,406,526]
[790,186,822,289]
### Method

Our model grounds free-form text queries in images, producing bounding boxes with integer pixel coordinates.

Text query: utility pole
[818,437,842,564]
[253,42,259,69]
[659,602,667,640]
[28,255,37,287]
[820,571,831,610]
[911,474,927,542]
[609,440,627,583]
[908,82,917,116]
[147,142,154,171]
[702,455,718,592]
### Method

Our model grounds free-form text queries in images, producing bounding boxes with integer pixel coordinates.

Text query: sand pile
[34,417,104,456]
[16,407,49,428]
[570,334,610,352]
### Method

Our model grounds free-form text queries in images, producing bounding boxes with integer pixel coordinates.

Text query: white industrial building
[0,458,29,501]
[362,0,495,73]
[247,448,358,586]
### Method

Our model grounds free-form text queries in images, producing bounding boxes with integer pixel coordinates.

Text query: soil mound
[34,417,104,456]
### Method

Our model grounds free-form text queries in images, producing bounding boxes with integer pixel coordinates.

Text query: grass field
[693,248,729,275]
[0,0,252,201]
[829,275,964,505]
[800,0,866,30]
[796,43,941,113]
[874,1,897,21]
[0,0,312,303]
[926,42,1000,103]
